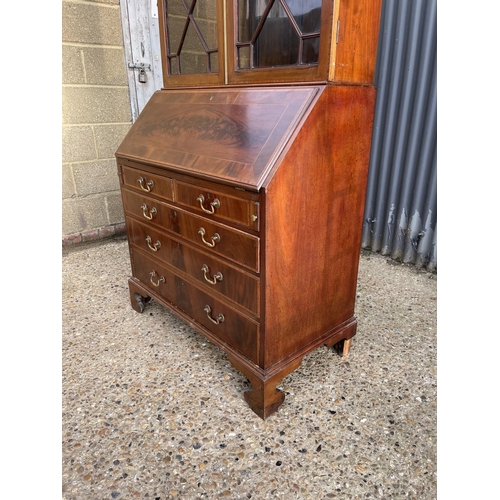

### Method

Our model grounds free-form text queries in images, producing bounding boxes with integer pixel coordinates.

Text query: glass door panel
[236,0,322,69]
[161,0,223,86]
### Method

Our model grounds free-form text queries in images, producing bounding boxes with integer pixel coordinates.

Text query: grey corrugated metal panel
[362,0,437,271]
[362,0,405,254]
[405,155,437,270]
[380,0,428,257]
[402,64,437,267]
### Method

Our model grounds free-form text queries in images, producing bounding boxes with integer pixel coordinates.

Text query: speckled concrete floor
[62,236,437,500]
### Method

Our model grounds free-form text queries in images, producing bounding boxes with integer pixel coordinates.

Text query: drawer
[127,217,260,316]
[122,188,260,272]
[131,248,259,364]
[174,180,259,231]
[121,164,174,202]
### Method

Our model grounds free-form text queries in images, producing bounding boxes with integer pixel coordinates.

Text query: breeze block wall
[62,0,132,245]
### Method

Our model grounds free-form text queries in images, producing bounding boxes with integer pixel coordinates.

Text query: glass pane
[254,10,299,67]
[302,37,320,65]
[285,0,322,33]
[210,52,219,73]
[237,0,322,69]
[166,1,188,55]
[238,46,251,69]
[237,0,256,43]
[179,21,208,74]
[194,6,218,50]
[169,56,180,75]
[165,0,219,75]
[166,0,188,17]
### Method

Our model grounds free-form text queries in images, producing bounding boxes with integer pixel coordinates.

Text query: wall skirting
[62,222,127,247]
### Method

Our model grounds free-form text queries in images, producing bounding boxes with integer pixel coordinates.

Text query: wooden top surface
[116,86,321,190]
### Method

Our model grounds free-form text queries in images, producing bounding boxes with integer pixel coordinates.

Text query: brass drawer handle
[197,194,220,214]
[201,264,223,285]
[141,203,157,220]
[198,227,220,248]
[138,176,154,192]
[150,270,165,287]
[146,235,161,252]
[204,305,225,325]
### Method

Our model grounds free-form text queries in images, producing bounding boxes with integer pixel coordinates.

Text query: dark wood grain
[119,159,261,205]
[115,87,319,190]
[117,84,377,417]
[126,217,260,316]
[334,0,383,84]
[122,164,260,230]
[117,82,377,418]
[122,188,260,272]
[130,247,259,363]
[261,84,376,368]
[122,164,174,201]
[227,355,303,420]
[118,0,382,419]
[174,179,259,231]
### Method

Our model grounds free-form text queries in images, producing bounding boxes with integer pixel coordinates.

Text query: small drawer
[131,248,259,364]
[174,180,259,231]
[121,164,174,202]
[122,189,260,272]
[127,217,260,316]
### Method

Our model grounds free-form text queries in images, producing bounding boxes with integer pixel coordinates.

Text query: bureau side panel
[262,85,376,369]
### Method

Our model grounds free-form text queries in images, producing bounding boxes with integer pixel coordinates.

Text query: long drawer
[122,188,260,272]
[126,217,260,316]
[131,247,259,363]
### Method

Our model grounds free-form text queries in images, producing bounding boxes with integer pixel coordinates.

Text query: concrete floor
[62,235,437,500]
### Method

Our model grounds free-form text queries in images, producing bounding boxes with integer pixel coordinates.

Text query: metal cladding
[363,0,437,271]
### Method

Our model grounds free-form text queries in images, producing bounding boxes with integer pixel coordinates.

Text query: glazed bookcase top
[159,0,381,87]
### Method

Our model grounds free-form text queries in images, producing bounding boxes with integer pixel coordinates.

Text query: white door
[120,0,163,121]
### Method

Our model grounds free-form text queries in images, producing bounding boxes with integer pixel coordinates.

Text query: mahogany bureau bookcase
[116,0,382,419]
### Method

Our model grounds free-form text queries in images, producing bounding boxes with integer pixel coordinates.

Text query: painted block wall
[62,0,132,245]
